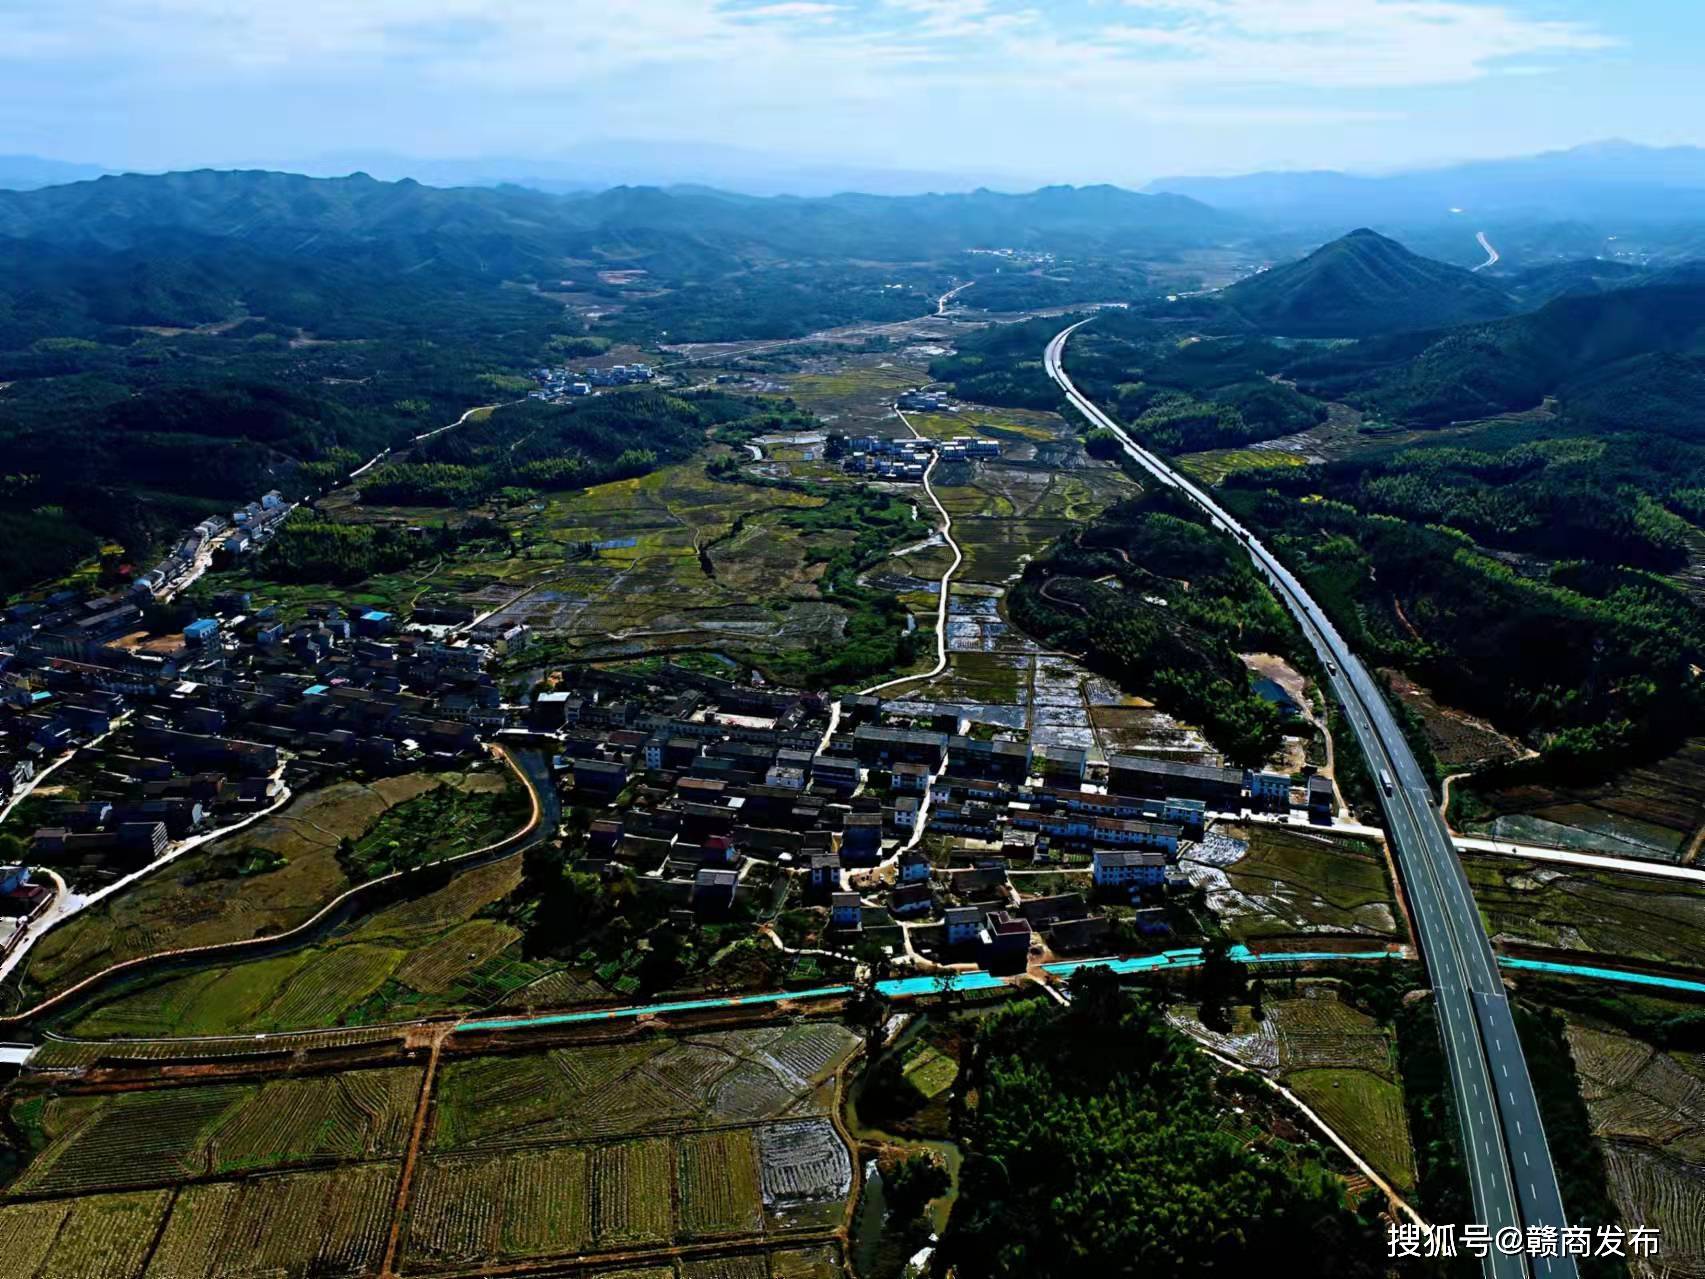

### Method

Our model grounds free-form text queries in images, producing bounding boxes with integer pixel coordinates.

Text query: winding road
[816,404,965,754]
[1474,230,1500,272]
[1045,319,1574,1279]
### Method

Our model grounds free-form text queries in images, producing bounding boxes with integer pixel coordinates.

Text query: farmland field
[430,1024,859,1153]
[0,1190,171,1279]
[1270,993,1412,1193]
[400,1023,860,1269]
[1174,988,1417,1193]
[1287,1069,1415,1193]
[757,1119,852,1221]
[8,766,522,1009]
[1193,824,1402,942]
[5,1068,422,1196]
[24,1023,404,1069]
[1175,447,1309,488]
[406,1145,592,1266]
[1463,855,1705,969]
[56,816,539,1038]
[592,1137,676,1246]
[679,1129,765,1238]
[144,1162,398,1279]
[1568,1021,1705,1274]
[1454,738,1705,862]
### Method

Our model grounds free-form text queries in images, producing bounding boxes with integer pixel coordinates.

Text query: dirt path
[380,1026,447,1277]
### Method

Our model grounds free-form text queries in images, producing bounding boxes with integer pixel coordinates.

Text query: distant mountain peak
[1220,228,1515,337]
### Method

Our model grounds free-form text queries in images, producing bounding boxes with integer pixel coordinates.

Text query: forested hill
[1219,228,1516,337]
[1289,276,1705,426]
[0,169,1241,267]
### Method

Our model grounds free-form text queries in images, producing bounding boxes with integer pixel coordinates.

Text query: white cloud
[1102,0,1617,89]
[0,0,1622,172]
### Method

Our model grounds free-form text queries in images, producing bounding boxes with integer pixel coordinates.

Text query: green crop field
[145,1162,398,1279]
[1175,448,1309,487]
[6,1068,421,1196]
[53,787,538,1039]
[11,1085,247,1197]
[1287,1068,1417,1193]
[679,1129,765,1238]
[592,1138,676,1247]
[405,1146,592,1267]
[1,1189,171,1279]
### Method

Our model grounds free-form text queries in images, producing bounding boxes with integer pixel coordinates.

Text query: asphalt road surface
[1046,320,1576,1279]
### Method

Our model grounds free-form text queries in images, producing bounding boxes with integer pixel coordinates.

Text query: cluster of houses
[2,588,501,879]
[529,362,655,401]
[2,577,1341,976]
[134,490,287,592]
[521,674,1335,974]
[896,388,951,412]
[838,433,1001,482]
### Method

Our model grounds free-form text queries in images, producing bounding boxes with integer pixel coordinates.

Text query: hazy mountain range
[1148,140,1705,227]
[11,139,1705,221]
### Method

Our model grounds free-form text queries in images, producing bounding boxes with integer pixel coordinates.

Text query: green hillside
[1289,279,1705,425]
[1220,228,1516,337]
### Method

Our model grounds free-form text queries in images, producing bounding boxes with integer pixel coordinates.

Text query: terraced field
[1569,1022,1705,1275]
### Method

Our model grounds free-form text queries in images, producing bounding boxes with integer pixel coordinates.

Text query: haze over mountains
[1148,140,1705,228]
[0,169,1247,308]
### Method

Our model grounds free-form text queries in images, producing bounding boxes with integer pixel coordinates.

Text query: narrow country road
[1473,230,1500,271]
[816,403,965,754]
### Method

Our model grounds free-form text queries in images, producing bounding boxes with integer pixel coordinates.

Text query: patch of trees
[260,510,498,584]
[0,508,102,597]
[1218,482,1704,774]
[766,487,927,688]
[1289,426,1701,570]
[940,977,1385,1278]
[927,315,1071,410]
[360,390,757,507]
[604,263,945,343]
[1006,491,1296,767]
[1280,282,1705,428]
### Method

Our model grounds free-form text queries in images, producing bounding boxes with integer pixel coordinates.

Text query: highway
[1045,320,1575,1278]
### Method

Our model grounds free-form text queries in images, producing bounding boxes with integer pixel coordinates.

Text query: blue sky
[0,0,1698,183]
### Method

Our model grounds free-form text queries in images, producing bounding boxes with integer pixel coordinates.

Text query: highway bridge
[1045,319,1576,1279]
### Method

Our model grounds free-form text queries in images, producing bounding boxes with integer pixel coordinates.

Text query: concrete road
[1474,231,1501,271]
[1046,319,1575,1278]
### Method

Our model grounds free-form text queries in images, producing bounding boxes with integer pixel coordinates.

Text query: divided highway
[1045,320,1575,1278]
